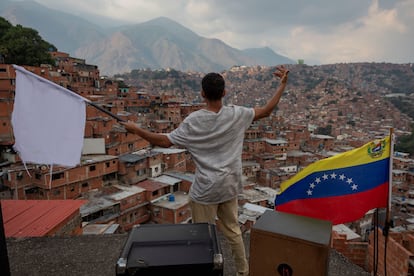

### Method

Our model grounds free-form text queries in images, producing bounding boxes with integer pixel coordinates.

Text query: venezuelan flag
[275,136,390,225]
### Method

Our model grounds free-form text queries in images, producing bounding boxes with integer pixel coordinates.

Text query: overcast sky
[32,0,414,64]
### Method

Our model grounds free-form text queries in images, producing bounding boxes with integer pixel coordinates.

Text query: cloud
[29,0,414,64]
[281,0,414,63]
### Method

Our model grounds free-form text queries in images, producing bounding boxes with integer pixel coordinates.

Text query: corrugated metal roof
[106,185,145,201]
[82,223,119,235]
[151,175,181,185]
[1,199,86,238]
[80,197,117,216]
[164,171,195,182]
[118,153,146,163]
[136,180,169,191]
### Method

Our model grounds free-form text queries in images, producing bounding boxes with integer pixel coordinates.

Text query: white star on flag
[306,170,359,196]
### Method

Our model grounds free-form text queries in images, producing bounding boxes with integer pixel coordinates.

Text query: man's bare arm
[253,65,289,121]
[121,121,173,148]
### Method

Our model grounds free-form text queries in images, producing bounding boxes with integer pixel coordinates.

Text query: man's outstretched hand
[120,121,137,134]
[273,65,289,83]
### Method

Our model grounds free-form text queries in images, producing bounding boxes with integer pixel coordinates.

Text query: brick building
[105,185,149,231]
[0,64,15,146]
[3,155,118,200]
[150,191,191,224]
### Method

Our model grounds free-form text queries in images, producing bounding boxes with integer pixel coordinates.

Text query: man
[121,65,289,275]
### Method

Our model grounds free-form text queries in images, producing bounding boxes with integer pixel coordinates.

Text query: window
[89,165,96,171]
[106,162,110,168]
[16,172,23,180]
[152,190,159,196]
[103,172,116,181]
[25,187,39,195]
[82,182,89,188]
[52,172,64,180]
[137,169,147,176]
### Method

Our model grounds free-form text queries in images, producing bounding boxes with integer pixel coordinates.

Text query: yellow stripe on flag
[280,136,390,193]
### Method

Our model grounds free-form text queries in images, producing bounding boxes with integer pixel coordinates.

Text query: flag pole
[86,101,126,122]
[384,128,394,234]
[373,130,394,276]
[381,129,394,276]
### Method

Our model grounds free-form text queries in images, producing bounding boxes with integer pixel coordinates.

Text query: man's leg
[190,200,217,223]
[217,198,249,276]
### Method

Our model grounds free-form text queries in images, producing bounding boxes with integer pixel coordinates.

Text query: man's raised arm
[253,65,289,121]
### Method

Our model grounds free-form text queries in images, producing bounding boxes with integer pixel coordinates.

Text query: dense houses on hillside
[1,52,414,274]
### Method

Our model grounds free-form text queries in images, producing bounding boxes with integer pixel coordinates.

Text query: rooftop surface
[2,200,86,238]
[6,232,370,276]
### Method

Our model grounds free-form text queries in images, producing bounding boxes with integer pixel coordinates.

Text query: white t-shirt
[168,105,255,204]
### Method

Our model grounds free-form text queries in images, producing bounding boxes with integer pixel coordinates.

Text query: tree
[0,17,12,35]
[0,17,56,66]
[0,17,13,60]
[395,125,414,157]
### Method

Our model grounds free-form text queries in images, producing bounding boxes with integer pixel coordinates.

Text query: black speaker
[249,210,332,276]
[116,223,223,276]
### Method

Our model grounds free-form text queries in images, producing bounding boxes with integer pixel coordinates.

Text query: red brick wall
[163,152,187,172]
[367,229,413,275]
[332,232,368,270]
[179,179,192,193]
[118,191,146,212]
[118,205,150,232]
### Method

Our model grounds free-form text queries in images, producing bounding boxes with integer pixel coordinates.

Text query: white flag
[11,65,86,167]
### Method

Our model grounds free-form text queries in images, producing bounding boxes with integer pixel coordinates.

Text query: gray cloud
[27,0,414,64]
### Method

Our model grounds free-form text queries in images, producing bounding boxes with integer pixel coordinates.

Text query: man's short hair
[201,72,225,101]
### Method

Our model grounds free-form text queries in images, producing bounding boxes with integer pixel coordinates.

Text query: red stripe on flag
[275,182,388,225]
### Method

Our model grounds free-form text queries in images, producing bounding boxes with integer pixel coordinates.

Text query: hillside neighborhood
[1,51,414,275]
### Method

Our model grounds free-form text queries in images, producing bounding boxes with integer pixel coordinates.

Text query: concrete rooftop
[5,232,370,276]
